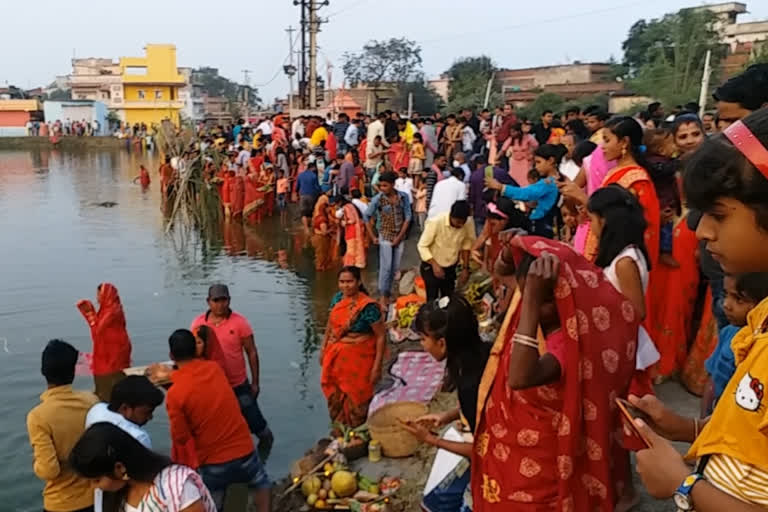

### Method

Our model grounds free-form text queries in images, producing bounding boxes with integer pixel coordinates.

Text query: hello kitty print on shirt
[735,372,765,412]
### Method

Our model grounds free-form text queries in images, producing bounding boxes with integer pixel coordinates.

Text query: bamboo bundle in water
[156,122,223,242]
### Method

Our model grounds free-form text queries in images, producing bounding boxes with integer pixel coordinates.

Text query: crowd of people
[26,61,768,512]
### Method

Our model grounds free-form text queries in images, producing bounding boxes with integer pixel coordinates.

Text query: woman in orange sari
[339,196,367,269]
[472,236,638,512]
[320,266,385,427]
[312,194,332,271]
[76,283,133,401]
[648,217,700,377]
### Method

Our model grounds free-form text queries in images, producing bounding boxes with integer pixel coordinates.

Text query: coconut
[330,470,358,498]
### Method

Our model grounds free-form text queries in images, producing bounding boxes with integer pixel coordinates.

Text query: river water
[0,148,342,511]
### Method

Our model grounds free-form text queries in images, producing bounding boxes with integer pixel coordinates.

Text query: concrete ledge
[0,136,128,151]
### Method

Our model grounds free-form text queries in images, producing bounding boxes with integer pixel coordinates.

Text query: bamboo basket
[367,401,428,458]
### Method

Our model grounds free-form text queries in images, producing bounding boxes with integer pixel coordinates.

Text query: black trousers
[420,261,457,301]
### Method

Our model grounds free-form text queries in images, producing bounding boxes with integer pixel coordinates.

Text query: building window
[170,88,176,101]
[154,89,163,99]
[138,90,146,100]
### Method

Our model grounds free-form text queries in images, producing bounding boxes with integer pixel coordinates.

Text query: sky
[2,0,768,102]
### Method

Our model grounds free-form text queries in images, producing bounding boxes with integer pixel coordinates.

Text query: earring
[621,147,627,157]
[122,473,130,481]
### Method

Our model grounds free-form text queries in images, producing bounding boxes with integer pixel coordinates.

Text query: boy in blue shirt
[702,272,768,416]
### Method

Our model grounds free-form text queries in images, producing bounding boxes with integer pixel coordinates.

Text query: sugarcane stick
[280,453,333,497]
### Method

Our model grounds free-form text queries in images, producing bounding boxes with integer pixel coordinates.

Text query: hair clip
[636,144,647,154]
[436,296,450,309]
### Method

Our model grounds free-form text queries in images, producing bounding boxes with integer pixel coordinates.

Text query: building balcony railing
[67,75,121,87]
[121,100,185,109]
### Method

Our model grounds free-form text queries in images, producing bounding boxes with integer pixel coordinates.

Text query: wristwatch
[673,473,705,511]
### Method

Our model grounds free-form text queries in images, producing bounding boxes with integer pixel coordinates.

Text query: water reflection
[0,148,336,512]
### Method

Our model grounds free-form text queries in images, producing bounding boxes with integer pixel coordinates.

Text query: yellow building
[118,44,186,126]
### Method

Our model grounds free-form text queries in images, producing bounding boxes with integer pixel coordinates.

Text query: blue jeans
[378,239,404,297]
[199,451,272,510]
[233,382,269,437]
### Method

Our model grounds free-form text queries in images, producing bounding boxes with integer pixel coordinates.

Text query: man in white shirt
[257,117,273,137]
[291,116,305,138]
[366,112,389,152]
[454,152,472,183]
[85,375,164,512]
[427,167,467,219]
[85,375,163,447]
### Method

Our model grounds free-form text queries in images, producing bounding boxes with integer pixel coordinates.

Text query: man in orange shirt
[166,329,271,512]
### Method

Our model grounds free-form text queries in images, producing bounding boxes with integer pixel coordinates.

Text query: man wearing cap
[191,284,274,457]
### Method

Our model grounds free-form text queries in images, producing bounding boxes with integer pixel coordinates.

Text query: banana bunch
[397,303,420,328]
[464,277,493,308]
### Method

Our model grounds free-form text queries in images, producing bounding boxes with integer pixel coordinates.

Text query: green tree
[193,67,260,109]
[391,79,444,115]
[748,42,768,67]
[444,56,501,112]
[518,93,565,121]
[342,38,423,108]
[45,88,72,101]
[621,8,724,107]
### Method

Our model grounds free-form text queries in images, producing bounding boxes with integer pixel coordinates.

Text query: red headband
[723,120,768,180]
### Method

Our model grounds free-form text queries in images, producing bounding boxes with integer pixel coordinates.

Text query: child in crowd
[409,132,426,188]
[414,179,427,231]
[559,200,579,245]
[524,168,541,213]
[702,272,768,416]
[276,170,289,223]
[395,167,414,204]
[643,128,681,267]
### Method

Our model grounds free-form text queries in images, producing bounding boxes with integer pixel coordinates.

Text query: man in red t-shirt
[191,284,274,458]
[166,329,271,512]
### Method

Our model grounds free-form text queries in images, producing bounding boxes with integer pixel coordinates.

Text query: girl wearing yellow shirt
[629,108,768,511]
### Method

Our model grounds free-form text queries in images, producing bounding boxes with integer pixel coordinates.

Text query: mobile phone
[615,398,652,448]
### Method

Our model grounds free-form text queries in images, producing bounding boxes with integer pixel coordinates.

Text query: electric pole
[241,69,251,122]
[308,0,318,108]
[285,26,297,113]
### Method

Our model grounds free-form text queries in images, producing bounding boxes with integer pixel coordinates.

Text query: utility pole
[242,69,251,122]
[296,0,308,108]
[698,50,712,118]
[308,0,318,108]
[286,26,297,113]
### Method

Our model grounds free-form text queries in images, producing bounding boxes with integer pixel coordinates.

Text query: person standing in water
[190,284,274,459]
[77,283,132,402]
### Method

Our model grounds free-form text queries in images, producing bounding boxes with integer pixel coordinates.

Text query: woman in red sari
[76,283,133,401]
[648,217,700,377]
[320,266,385,427]
[472,236,638,512]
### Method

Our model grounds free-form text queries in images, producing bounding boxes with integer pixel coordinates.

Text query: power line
[416,0,665,45]
[326,0,373,18]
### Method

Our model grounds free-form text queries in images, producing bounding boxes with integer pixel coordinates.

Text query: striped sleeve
[704,454,768,506]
